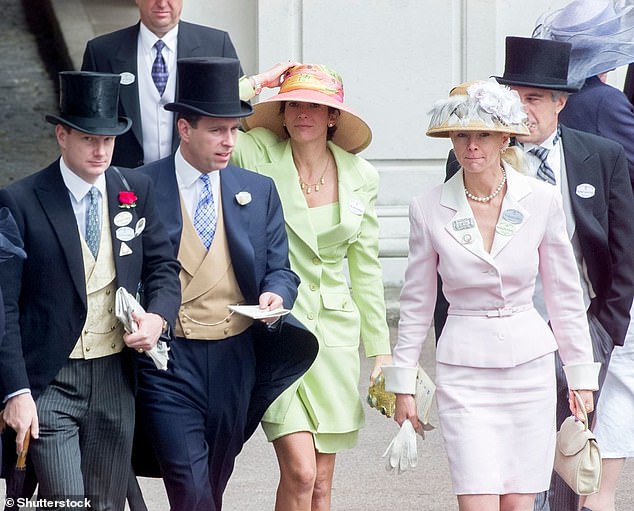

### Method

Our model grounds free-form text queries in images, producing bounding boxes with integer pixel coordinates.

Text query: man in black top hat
[438,36,634,511]
[136,57,317,511]
[0,71,181,510]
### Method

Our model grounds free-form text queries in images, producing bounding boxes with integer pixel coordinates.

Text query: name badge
[114,211,133,227]
[576,183,595,199]
[452,218,474,231]
[502,209,523,224]
[120,72,135,85]
[116,227,135,242]
[495,221,515,236]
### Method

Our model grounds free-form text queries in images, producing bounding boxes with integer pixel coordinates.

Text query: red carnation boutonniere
[118,191,138,209]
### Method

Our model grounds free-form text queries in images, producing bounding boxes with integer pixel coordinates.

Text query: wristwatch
[251,76,263,95]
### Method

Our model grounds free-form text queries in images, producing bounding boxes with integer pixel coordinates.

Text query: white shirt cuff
[563,362,601,390]
[3,388,31,404]
[382,365,418,394]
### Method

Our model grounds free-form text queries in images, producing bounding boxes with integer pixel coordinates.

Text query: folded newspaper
[227,304,290,319]
[115,287,170,370]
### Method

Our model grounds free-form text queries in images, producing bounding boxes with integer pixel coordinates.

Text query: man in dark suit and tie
[81,0,241,168]
[0,71,181,510]
[136,57,317,511]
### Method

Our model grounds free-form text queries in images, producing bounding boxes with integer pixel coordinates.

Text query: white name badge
[576,183,595,199]
[116,227,135,242]
[114,211,133,227]
[120,72,135,85]
[348,198,365,216]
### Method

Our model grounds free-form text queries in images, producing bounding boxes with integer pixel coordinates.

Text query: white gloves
[382,419,418,474]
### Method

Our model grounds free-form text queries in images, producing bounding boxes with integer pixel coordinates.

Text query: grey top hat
[494,36,579,92]
[46,71,131,136]
[165,57,253,118]
[533,0,634,88]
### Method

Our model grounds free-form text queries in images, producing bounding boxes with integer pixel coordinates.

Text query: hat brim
[426,121,530,138]
[242,90,372,154]
[493,75,580,93]
[45,114,132,136]
[164,100,253,118]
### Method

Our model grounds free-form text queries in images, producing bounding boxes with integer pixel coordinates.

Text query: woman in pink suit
[383,80,600,511]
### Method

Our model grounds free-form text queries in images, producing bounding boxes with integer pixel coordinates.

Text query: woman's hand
[252,61,300,91]
[394,393,422,432]
[569,389,594,421]
[370,354,392,385]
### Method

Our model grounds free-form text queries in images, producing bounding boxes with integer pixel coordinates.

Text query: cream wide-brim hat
[426,80,530,138]
[242,64,372,154]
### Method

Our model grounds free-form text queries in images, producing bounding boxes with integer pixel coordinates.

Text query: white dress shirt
[137,22,179,164]
[174,148,220,222]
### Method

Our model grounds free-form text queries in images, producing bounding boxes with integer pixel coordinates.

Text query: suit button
[182,317,187,324]
[108,307,113,313]
[309,283,317,291]
[224,327,230,335]
[111,343,116,349]
[106,289,111,295]
[85,346,91,352]
[488,269,497,276]
[307,313,314,320]
[185,329,191,335]
[312,257,320,265]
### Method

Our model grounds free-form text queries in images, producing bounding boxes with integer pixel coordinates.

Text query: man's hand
[3,393,39,454]
[258,292,284,326]
[123,311,164,352]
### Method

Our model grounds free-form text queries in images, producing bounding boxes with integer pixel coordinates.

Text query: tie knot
[154,39,166,52]
[89,186,99,200]
[199,173,211,185]
[529,146,550,162]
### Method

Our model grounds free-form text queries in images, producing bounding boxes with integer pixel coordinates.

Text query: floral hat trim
[279,64,344,101]
[426,79,529,138]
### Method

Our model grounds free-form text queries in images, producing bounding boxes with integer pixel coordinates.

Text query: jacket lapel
[114,24,142,149]
[441,171,494,266]
[255,142,320,258]
[489,167,531,258]
[560,126,596,224]
[34,162,86,303]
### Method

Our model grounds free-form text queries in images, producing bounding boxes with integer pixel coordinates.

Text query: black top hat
[165,57,253,118]
[46,72,131,135]
[494,36,579,92]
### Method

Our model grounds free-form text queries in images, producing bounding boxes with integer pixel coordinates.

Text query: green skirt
[261,390,359,454]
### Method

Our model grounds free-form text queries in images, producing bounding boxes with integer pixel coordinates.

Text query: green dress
[232,128,391,453]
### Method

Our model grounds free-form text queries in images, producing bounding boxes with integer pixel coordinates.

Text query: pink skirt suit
[384,166,599,494]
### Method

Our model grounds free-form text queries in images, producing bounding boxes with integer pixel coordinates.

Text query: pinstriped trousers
[31,354,135,511]
[533,313,613,511]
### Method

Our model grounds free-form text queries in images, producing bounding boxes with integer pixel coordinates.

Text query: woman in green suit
[233,63,391,511]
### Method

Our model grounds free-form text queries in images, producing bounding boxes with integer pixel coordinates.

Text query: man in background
[81,0,240,168]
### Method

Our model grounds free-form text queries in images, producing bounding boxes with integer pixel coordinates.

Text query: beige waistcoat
[70,194,124,359]
[175,190,253,340]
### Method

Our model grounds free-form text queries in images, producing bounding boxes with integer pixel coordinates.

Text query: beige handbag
[553,390,602,495]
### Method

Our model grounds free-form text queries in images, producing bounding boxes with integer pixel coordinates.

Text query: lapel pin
[453,218,475,231]
[502,209,523,224]
[119,242,133,256]
[114,211,133,227]
[120,72,135,86]
[575,183,595,199]
[116,226,135,242]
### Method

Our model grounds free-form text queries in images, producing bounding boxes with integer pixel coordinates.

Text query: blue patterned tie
[152,40,168,96]
[85,187,100,258]
[193,174,216,249]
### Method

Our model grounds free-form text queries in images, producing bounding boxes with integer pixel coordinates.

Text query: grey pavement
[0,1,632,510]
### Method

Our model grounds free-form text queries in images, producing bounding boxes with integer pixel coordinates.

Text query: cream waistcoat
[176,190,253,340]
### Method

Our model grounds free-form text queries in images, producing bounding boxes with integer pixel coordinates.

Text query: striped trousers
[533,313,613,511]
[31,354,135,511]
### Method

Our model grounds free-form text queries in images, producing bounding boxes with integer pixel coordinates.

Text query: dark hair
[279,102,338,140]
[177,112,202,128]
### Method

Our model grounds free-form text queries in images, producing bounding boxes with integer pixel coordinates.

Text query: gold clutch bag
[368,367,435,431]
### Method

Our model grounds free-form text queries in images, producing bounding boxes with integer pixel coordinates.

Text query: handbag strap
[572,390,589,430]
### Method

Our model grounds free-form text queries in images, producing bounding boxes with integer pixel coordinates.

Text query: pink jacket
[386,165,599,394]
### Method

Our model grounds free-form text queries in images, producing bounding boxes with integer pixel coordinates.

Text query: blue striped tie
[528,129,561,186]
[152,40,168,96]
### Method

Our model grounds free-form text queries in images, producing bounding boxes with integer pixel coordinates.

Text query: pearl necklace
[464,168,507,203]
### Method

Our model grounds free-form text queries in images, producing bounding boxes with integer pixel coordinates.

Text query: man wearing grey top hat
[136,56,317,511]
[0,71,181,510]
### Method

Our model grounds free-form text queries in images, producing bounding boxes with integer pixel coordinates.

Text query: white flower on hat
[235,191,252,206]
[467,80,526,127]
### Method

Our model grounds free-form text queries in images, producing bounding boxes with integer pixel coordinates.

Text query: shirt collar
[522,127,560,153]
[139,21,179,54]
[59,157,107,202]
[174,148,219,188]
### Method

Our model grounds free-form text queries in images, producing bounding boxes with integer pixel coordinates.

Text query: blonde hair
[501,145,528,174]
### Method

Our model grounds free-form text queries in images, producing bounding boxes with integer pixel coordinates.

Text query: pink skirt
[436,352,556,495]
